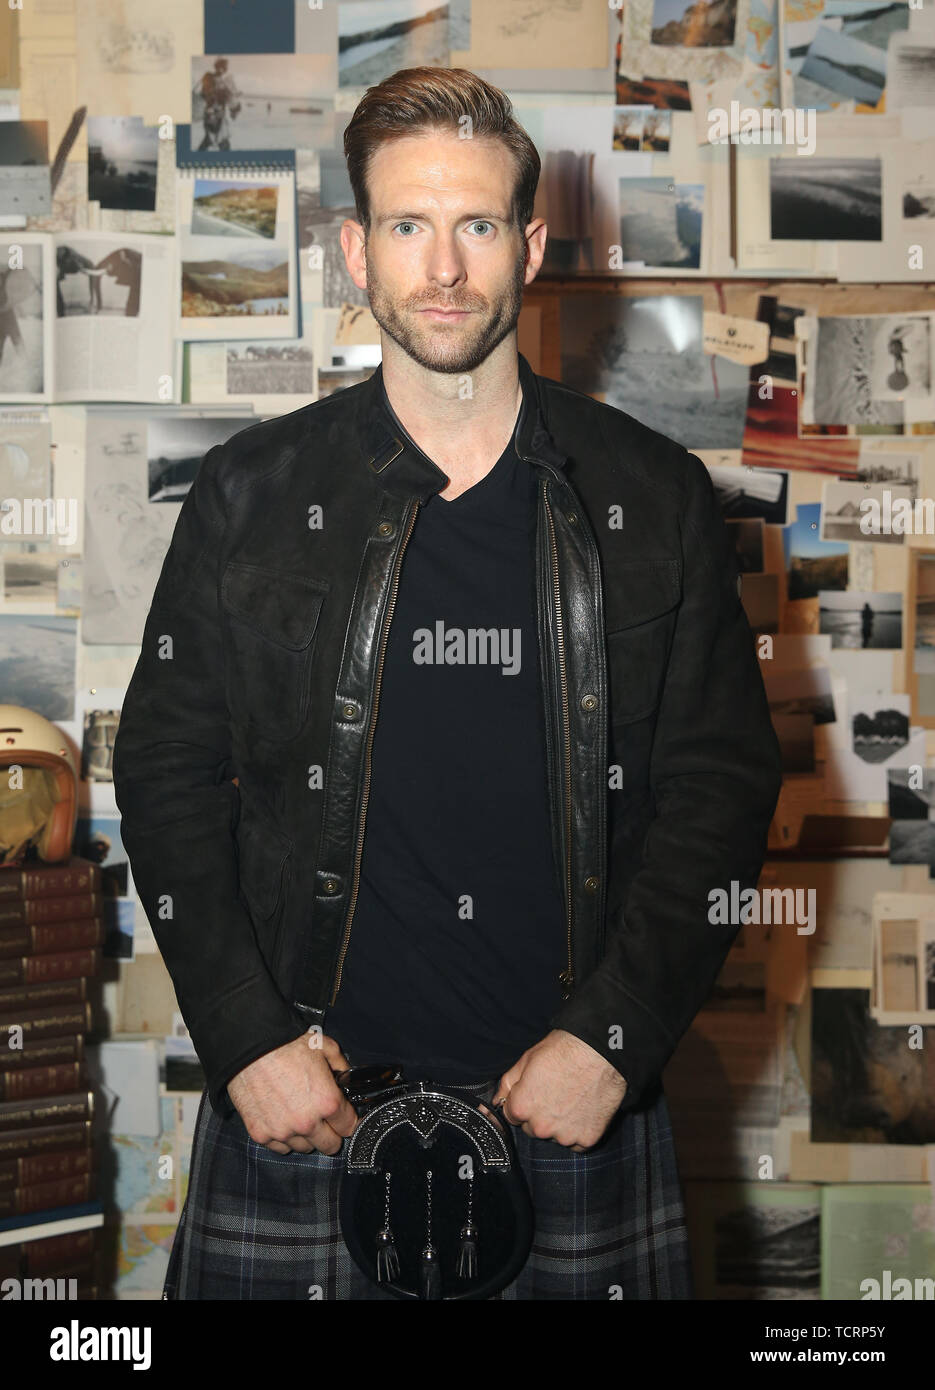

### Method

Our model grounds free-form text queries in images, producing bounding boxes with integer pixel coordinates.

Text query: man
[112,66,783,1300]
[195,57,241,152]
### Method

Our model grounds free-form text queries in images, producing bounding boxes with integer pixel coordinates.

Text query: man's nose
[425,231,467,287]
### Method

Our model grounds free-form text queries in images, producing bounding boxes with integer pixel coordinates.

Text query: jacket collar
[357,352,567,501]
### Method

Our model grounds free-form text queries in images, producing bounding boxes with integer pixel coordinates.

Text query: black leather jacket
[112,354,783,1119]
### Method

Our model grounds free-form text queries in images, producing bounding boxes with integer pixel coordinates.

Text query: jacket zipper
[542,482,574,998]
[329,500,420,1005]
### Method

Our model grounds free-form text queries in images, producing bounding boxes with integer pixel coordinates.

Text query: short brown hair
[343,67,540,233]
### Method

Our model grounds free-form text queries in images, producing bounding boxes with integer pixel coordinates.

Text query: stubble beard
[364,238,527,375]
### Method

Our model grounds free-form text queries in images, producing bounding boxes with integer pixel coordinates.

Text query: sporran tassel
[419,1169,442,1299]
[375,1170,399,1283]
[456,1173,478,1279]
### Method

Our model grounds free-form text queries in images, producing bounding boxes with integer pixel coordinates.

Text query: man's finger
[325,1093,360,1139]
[308,1118,345,1157]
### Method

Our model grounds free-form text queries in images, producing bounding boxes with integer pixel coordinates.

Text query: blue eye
[395,222,416,235]
[471,221,492,235]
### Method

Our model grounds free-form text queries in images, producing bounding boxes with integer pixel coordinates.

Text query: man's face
[343,130,540,374]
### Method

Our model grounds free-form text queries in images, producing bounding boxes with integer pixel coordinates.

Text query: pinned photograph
[338,0,450,89]
[811,988,935,1143]
[650,0,738,47]
[615,74,691,109]
[612,106,649,151]
[75,814,128,893]
[0,415,50,500]
[888,768,935,820]
[850,694,909,765]
[809,315,929,427]
[641,110,672,152]
[226,342,316,397]
[87,115,158,212]
[819,479,914,545]
[0,614,76,721]
[78,710,120,785]
[561,294,750,452]
[903,176,935,220]
[706,463,788,523]
[147,416,248,503]
[783,502,849,599]
[180,243,290,320]
[889,821,935,867]
[56,242,141,317]
[913,552,935,675]
[0,243,46,399]
[191,54,335,152]
[619,178,703,270]
[0,119,51,217]
[191,179,278,239]
[2,554,59,604]
[817,590,902,649]
[798,25,887,106]
[769,157,881,242]
[741,383,859,476]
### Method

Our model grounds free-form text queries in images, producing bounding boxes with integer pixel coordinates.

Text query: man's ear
[340,217,367,291]
[523,218,548,286]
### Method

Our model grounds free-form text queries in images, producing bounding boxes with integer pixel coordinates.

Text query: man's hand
[490,1030,628,1152]
[227,1032,359,1156]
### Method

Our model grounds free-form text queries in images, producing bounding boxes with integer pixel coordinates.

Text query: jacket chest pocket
[605,558,681,726]
[221,561,328,743]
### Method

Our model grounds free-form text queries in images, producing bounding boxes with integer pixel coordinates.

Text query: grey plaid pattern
[165,1075,693,1301]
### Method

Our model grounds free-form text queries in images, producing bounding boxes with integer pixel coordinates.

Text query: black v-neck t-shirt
[324,414,566,1081]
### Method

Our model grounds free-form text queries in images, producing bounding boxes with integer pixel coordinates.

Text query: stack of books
[0,857,105,1288]
[0,1227,98,1300]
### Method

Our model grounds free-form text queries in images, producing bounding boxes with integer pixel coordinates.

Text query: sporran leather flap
[335,1067,533,1301]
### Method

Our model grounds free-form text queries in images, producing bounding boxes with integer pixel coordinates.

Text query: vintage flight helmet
[0,705,78,867]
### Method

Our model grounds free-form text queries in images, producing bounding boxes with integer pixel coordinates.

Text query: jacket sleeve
[111,442,310,1118]
[552,447,784,1113]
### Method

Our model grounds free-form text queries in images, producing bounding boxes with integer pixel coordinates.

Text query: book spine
[0,950,97,995]
[0,1121,92,1161]
[0,1001,92,1041]
[0,861,102,902]
[0,976,89,1010]
[19,1227,96,1272]
[0,1062,85,1102]
[0,923,103,960]
[0,894,102,928]
[0,1172,95,1218]
[0,1092,93,1136]
[0,1037,84,1071]
[0,1146,94,1193]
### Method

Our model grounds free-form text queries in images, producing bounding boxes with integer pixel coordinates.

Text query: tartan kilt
[165,1072,693,1301]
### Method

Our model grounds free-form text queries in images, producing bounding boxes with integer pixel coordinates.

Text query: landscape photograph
[191,179,278,239]
[770,156,881,242]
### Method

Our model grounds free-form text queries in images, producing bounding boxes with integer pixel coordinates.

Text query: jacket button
[566,512,578,524]
[378,521,394,537]
[584,876,599,893]
[342,701,359,719]
[322,877,339,894]
[581,694,598,711]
